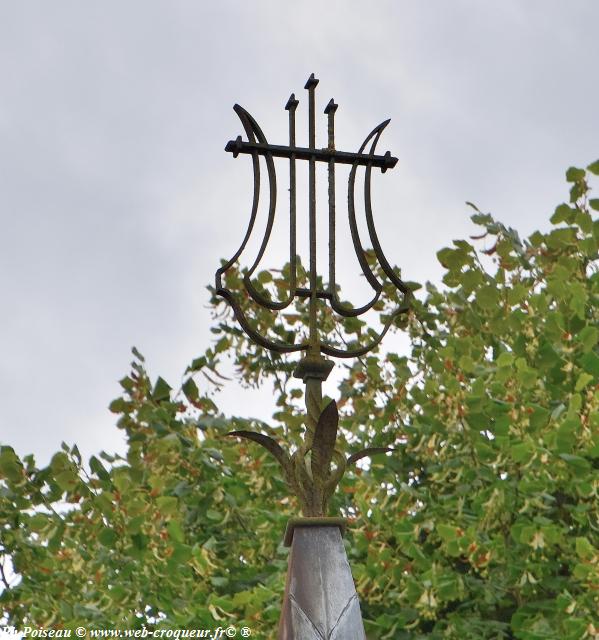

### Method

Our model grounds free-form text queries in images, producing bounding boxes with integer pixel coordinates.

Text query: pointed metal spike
[324,98,338,114]
[347,446,394,466]
[381,150,398,173]
[224,135,243,157]
[304,73,319,90]
[285,93,299,111]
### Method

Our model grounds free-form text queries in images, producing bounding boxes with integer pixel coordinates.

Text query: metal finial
[304,73,319,90]
[324,98,337,114]
[218,76,409,515]
[285,93,299,111]
[217,78,407,362]
[218,76,405,639]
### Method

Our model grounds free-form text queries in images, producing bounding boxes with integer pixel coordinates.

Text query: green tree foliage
[1,161,599,638]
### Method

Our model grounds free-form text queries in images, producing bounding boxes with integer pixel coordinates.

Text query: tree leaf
[559,453,590,471]
[476,285,500,310]
[586,159,599,175]
[89,455,110,482]
[167,520,185,543]
[565,166,585,182]
[156,496,178,516]
[550,203,575,225]
[98,527,118,548]
[556,418,578,453]
[576,326,598,352]
[182,378,199,402]
[170,542,192,564]
[186,356,207,373]
[55,469,78,492]
[575,536,595,559]
[574,372,593,392]
[437,247,471,270]
[0,447,23,483]
[152,376,172,401]
[579,351,599,377]
[131,346,145,362]
[28,513,50,532]
[437,523,458,542]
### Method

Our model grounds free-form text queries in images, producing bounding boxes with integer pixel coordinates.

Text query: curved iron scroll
[216,74,411,359]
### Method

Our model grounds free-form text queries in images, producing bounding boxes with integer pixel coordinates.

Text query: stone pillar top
[278,522,366,640]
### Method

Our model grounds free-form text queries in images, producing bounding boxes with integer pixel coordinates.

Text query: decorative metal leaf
[323,449,346,506]
[227,430,292,478]
[347,447,394,466]
[311,400,339,479]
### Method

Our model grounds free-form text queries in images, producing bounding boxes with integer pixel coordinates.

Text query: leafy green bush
[1,161,598,638]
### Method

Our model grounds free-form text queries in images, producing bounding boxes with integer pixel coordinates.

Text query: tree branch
[0,557,11,590]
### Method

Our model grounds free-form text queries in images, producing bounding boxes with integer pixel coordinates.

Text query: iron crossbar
[225,136,398,172]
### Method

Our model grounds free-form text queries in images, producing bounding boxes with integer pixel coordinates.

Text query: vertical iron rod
[325,99,337,298]
[286,94,299,296]
[305,74,319,349]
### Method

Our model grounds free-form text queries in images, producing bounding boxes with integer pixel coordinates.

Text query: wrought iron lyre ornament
[217,74,411,517]
[216,73,411,359]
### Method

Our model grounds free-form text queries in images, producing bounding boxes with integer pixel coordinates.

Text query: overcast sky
[1,1,598,466]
